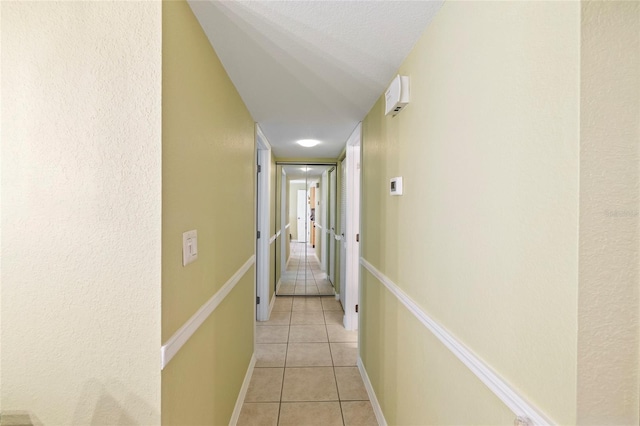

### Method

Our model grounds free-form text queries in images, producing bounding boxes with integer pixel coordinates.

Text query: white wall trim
[161,255,255,369]
[276,277,283,294]
[256,124,272,150]
[357,357,387,426]
[269,292,276,316]
[229,353,256,426]
[335,293,340,301]
[360,258,553,426]
[269,233,277,244]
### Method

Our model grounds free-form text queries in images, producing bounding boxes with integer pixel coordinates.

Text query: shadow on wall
[72,380,158,425]
[0,410,43,426]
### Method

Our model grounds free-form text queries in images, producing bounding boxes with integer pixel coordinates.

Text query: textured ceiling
[189,0,443,158]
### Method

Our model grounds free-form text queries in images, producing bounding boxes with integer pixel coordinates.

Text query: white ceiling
[189,0,443,158]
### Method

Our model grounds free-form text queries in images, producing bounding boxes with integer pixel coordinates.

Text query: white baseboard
[335,293,340,301]
[229,353,256,426]
[357,357,387,426]
[269,292,276,316]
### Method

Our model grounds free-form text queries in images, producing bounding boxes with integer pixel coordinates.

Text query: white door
[345,141,360,330]
[339,160,347,309]
[329,168,336,284]
[297,189,307,242]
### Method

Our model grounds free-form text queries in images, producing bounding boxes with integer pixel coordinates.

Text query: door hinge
[356,233,360,242]
[257,296,260,304]
[257,165,261,172]
[355,304,359,313]
[257,231,261,239]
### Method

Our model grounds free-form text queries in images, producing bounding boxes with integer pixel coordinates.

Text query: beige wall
[0,2,162,424]
[361,2,581,424]
[161,1,255,424]
[577,2,640,424]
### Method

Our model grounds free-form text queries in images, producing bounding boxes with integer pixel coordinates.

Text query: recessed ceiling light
[300,167,312,172]
[297,139,321,148]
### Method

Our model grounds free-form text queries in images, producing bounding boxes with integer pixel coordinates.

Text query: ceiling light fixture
[296,139,321,148]
[300,167,312,172]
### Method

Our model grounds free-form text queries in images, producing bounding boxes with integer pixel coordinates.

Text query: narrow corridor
[277,242,334,296]
[239,295,376,425]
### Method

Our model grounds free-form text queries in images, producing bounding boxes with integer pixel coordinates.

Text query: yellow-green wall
[161,1,255,424]
[361,2,580,424]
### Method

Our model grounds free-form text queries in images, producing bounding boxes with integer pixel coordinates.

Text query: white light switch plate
[182,230,198,266]
[390,177,403,196]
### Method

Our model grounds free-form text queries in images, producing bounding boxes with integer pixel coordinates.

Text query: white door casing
[256,126,271,322]
[344,123,361,331]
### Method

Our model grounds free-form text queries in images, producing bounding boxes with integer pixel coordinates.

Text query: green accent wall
[161,1,255,424]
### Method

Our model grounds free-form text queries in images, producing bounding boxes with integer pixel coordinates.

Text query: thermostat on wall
[390,177,403,196]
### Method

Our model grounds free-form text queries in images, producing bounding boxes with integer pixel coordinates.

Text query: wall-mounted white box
[182,230,198,266]
[390,177,403,196]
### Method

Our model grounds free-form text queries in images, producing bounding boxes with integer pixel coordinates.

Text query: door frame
[256,125,272,322]
[343,123,361,331]
[280,167,287,277]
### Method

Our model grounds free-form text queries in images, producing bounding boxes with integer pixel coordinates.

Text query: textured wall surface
[161,1,255,424]
[1,2,162,424]
[577,2,640,424]
[360,2,581,424]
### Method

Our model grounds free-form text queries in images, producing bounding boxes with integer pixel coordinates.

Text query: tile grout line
[325,306,347,426]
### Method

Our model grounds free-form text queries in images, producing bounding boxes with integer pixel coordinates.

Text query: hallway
[277,242,334,296]
[239,296,374,425]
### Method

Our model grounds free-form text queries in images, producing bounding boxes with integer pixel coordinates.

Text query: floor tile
[272,297,293,312]
[324,310,344,326]
[284,342,330,367]
[245,368,284,402]
[279,286,295,295]
[278,402,343,426]
[237,402,279,426]
[335,367,369,401]
[257,311,291,326]
[321,297,343,311]
[255,344,287,368]
[330,342,357,366]
[281,367,338,401]
[289,325,328,343]
[292,297,323,311]
[291,310,325,325]
[256,326,289,344]
[326,325,358,342]
[341,401,378,426]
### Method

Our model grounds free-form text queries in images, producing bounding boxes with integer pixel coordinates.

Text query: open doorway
[274,163,337,297]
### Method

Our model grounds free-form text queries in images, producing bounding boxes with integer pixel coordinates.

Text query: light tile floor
[277,242,334,296]
[241,296,377,426]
